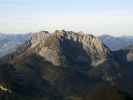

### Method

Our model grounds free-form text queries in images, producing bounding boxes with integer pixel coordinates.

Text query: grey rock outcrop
[25,30,111,66]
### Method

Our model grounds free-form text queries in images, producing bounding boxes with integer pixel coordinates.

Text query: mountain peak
[1,30,111,67]
[21,30,110,66]
[1,31,130,100]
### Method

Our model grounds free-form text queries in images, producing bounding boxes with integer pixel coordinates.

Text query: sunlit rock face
[31,31,50,44]
[27,30,111,66]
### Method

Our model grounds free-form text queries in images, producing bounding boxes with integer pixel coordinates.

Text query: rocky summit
[14,30,110,66]
[0,30,132,100]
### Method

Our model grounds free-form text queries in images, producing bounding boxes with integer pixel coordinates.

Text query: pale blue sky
[0,0,133,36]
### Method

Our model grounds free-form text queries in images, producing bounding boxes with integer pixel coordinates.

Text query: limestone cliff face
[20,30,111,66]
[1,30,112,67]
[31,31,50,44]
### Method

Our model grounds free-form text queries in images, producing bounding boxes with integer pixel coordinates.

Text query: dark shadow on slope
[59,36,91,68]
[113,49,133,98]
[0,53,133,100]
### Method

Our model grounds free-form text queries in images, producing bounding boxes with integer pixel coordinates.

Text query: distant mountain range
[0,33,133,58]
[99,35,133,51]
[0,31,133,100]
[0,33,31,57]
